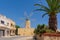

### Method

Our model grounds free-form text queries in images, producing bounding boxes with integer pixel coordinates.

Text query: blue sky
[0,0,60,29]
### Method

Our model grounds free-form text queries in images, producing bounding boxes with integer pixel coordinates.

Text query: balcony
[0,23,11,29]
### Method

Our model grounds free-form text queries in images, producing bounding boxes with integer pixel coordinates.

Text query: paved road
[0,36,34,40]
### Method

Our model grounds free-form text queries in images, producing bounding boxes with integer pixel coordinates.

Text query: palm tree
[34,0,60,32]
[15,25,20,35]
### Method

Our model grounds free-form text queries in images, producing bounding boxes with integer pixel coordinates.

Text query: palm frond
[34,0,60,17]
[55,5,60,13]
[46,0,52,9]
[34,4,50,11]
[34,4,41,6]
[52,0,57,8]
[46,0,60,11]
[52,0,57,4]
[58,9,60,13]
[57,0,60,3]
[42,13,48,18]
[34,9,49,12]
[58,5,60,9]
[46,0,57,10]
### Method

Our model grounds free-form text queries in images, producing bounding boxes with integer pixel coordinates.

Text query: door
[0,30,4,37]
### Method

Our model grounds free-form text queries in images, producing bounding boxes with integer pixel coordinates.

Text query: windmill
[20,11,36,28]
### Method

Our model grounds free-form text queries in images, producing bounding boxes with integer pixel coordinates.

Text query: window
[11,23,14,27]
[1,20,4,24]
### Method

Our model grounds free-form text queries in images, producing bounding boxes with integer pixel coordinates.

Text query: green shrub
[34,24,55,35]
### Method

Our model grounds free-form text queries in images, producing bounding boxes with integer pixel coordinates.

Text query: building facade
[0,14,16,37]
[18,19,34,36]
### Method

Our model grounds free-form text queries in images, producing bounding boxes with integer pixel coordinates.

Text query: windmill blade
[29,12,34,18]
[31,18,36,22]
[20,22,25,28]
[20,18,25,20]
[24,11,30,19]
[24,11,28,17]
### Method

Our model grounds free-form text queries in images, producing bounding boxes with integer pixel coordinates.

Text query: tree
[34,24,55,36]
[34,0,60,32]
[15,25,20,35]
[34,24,47,34]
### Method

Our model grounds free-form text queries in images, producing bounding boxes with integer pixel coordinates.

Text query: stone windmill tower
[24,11,35,29]
[20,11,35,28]
[25,18,30,29]
[18,11,35,36]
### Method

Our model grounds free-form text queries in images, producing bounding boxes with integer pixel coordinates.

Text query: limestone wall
[44,36,60,40]
[18,28,34,36]
[36,33,60,40]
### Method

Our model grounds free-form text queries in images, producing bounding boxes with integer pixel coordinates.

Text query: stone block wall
[36,33,60,40]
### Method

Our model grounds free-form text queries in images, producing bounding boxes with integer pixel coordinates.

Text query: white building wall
[0,14,16,37]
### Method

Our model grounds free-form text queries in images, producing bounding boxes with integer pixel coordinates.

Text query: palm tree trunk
[49,14,57,32]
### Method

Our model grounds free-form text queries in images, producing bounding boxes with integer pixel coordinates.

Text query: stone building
[18,19,34,36]
[0,14,16,37]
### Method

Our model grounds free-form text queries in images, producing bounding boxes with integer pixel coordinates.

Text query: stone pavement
[0,36,34,40]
